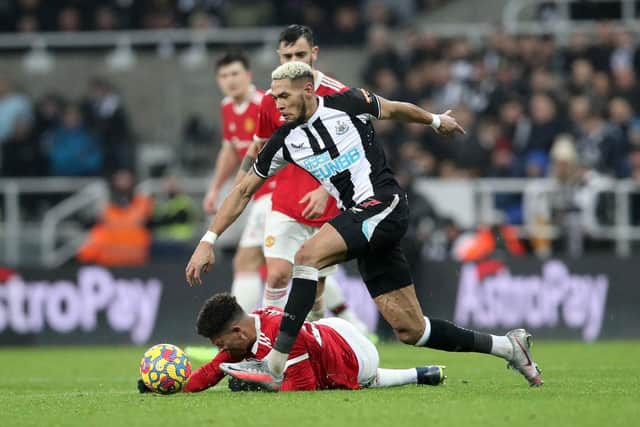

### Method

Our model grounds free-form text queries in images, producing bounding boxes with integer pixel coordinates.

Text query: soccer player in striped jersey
[186,62,543,390]
[240,25,369,332]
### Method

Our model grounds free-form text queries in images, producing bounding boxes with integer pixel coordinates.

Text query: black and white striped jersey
[253,88,399,210]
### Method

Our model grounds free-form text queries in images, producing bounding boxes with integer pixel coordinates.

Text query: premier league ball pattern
[140,344,192,394]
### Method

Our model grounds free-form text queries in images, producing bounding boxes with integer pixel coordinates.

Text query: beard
[292,94,308,125]
[298,100,307,124]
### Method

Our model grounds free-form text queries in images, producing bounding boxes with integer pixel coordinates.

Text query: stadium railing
[3,176,640,268]
[2,1,640,55]
[0,178,99,267]
[40,181,109,268]
[0,27,282,50]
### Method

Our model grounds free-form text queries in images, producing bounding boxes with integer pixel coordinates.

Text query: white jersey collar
[249,313,261,355]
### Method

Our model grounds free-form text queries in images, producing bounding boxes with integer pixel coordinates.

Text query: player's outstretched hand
[436,110,466,136]
[185,242,215,286]
[300,186,330,219]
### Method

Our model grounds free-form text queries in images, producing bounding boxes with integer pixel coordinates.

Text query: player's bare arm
[186,169,265,286]
[203,143,241,214]
[231,138,267,186]
[376,95,466,136]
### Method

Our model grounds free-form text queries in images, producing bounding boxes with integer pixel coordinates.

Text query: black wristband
[240,155,256,172]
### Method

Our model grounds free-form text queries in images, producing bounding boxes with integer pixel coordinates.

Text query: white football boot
[220,359,283,392]
[506,329,543,387]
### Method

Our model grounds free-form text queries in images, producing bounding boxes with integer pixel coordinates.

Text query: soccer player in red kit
[202,51,275,312]
[244,25,368,330]
[180,294,445,392]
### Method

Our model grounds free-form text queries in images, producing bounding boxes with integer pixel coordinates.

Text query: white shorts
[316,317,379,387]
[238,194,271,248]
[263,210,337,277]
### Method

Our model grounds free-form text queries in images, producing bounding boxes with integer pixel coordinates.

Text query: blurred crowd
[5,9,640,258]
[0,76,135,180]
[361,23,640,258]
[366,25,640,181]
[0,0,447,44]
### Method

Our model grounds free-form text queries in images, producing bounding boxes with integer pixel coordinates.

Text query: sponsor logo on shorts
[265,235,276,247]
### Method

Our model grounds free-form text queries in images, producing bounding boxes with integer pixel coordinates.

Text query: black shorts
[328,193,413,298]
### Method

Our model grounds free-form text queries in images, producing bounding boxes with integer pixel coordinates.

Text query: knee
[233,249,260,272]
[393,325,423,345]
[293,243,317,267]
[267,267,290,289]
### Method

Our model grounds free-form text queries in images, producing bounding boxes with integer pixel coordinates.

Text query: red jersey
[221,85,275,199]
[183,307,360,392]
[255,71,348,226]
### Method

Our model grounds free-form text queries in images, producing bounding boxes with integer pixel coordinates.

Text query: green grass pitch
[3,341,639,427]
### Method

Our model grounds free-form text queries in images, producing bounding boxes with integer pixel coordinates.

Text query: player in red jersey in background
[178,294,444,392]
[244,25,368,330]
[202,51,274,311]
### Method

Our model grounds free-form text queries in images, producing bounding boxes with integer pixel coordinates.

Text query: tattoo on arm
[240,155,256,172]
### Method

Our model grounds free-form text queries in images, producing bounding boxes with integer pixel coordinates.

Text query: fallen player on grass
[139,294,445,393]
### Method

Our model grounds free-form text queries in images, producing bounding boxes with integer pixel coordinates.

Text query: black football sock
[273,265,318,354]
[419,318,492,353]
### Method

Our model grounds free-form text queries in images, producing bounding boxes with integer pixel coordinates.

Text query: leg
[364,249,543,386]
[268,223,348,375]
[374,284,493,349]
[233,246,264,272]
[262,210,308,308]
[263,257,292,308]
[370,367,445,388]
[231,195,270,312]
[318,317,444,389]
[373,285,426,344]
[324,275,370,334]
[315,317,379,387]
[231,246,264,312]
[307,276,326,321]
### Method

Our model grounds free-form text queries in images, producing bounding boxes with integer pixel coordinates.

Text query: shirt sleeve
[220,105,232,144]
[182,350,239,393]
[323,88,381,119]
[255,94,280,140]
[252,126,289,178]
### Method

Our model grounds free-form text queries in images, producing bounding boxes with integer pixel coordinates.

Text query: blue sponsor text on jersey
[303,147,362,180]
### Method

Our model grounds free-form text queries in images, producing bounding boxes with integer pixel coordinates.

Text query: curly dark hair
[196,293,245,338]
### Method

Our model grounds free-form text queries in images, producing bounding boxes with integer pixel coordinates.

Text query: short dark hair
[196,293,245,338]
[278,24,315,47]
[216,50,250,71]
